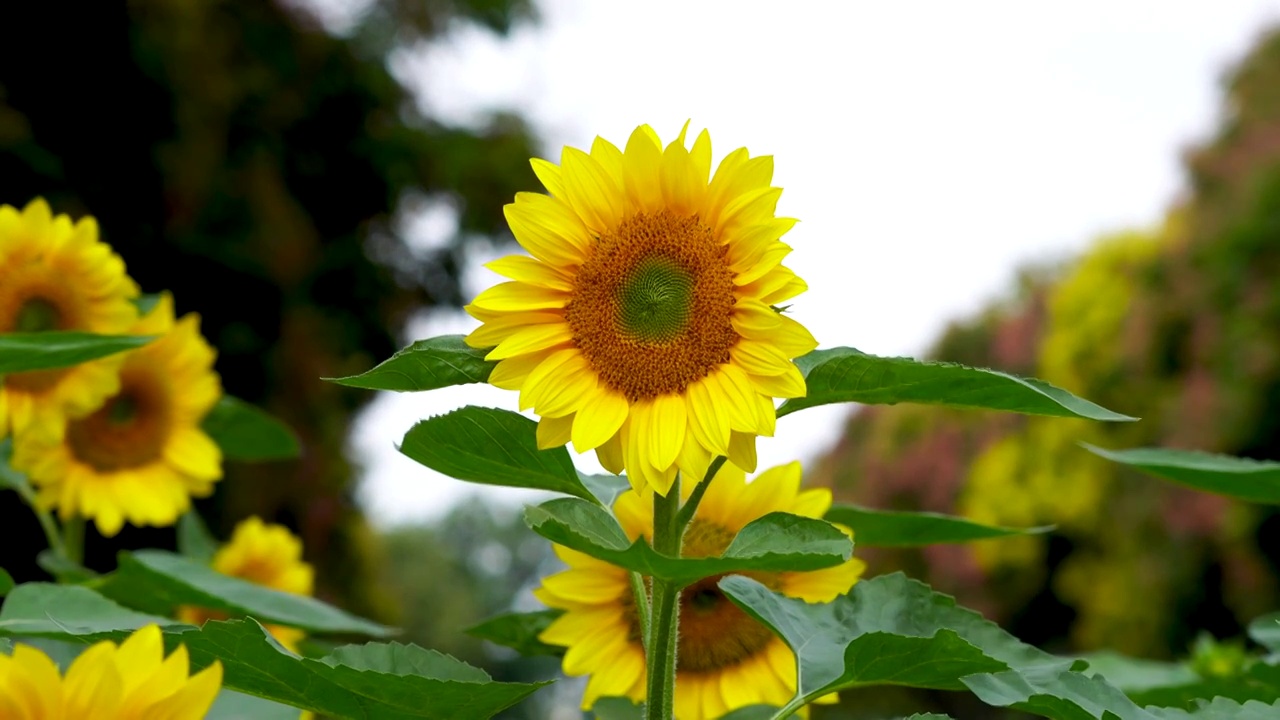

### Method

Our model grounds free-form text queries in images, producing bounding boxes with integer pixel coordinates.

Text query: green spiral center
[15,298,62,332]
[616,256,694,343]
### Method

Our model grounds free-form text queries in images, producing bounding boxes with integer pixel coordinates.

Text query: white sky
[353,0,1280,526]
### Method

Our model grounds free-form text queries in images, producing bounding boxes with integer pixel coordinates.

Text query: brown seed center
[66,365,172,471]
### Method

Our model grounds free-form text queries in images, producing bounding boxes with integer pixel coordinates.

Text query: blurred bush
[0,0,538,619]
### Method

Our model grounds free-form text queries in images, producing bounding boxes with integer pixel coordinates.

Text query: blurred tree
[0,0,538,618]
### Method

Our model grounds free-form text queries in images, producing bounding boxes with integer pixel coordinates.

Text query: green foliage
[0,568,12,596]
[592,697,645,719]
[209,691,304,720]
[1249,613,1280,653]
[95,550,392,636]
[777,347,1137,420]
[825,504,1052,546]
[527,498,851,585]
[1083,444,1280,503]
[465,610,563,657]
[201,396,302,462]
[400,406,598,502]
[720,572,1157,718]
[176,511,219,564]
[327,335,494,391]
[1148,699,1280,719]
[0,331,154,374]
[0,583,180,639]
[36,550,97,584]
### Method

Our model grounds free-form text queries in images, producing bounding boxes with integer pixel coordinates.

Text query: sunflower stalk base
[646,475,682,720]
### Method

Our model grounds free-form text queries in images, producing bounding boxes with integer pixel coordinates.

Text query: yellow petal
[730,340,794,377]
[536,414,574,449]
[596,431,625,474]
[676,433,713,483]
[734,242,793,286]
[504,195,591,266]
[689,128,712,191]
[484,322,574,361]
[489,351,551,390]
[572,389,630,453]
[590,136,625,191]
[484,255,574,291]
[660,140,704,217]
[623,125,663,212]
[727,217,797,271]
[163,428,223,481]
[728,430,758,473]
[561,146,624,234]
[470,281,568,313]
[782,556,866,603]
[712,364,761,433]
[718,186,782,237]
[686,376,730,456]
[519,349,580,410]
[541,570,629,605]
[748,364,807,399]
[530,157,565,197]
[648,393,687,472]
[770,314,819,357]
[535,359,598,418]
[465,312,565,349]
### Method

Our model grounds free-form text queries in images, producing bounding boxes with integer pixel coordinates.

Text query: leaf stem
[629,570,651,650]
[14,482,66,560]
[674,455,726,535]
[645,474,682,720]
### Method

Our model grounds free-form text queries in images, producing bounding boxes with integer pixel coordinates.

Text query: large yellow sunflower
[464,124,817,494]
[0,624,222,719]
[0,198,139,438]
[178,516,316,651]
[535,461,864,719]
[12,293,223,537]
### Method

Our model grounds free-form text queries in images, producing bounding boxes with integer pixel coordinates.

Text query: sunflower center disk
[565,211,737,402]
[67,367,172,472]
[14,298,63,332]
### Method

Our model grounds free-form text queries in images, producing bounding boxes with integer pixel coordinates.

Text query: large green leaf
[202,396,301,462]
[326,335,493,391]
[177,511,219,563]
[465,610,564,657]
[0,584,547,720]
[1083,445,1280,504]
[400,406,597,502]
[95,550,392,637]
[526,498,850,586]
[1148,699,1280,719]
[1249,613,1280,653]
[720,572,1153,719]
[777,348,1135,421]
[1079,651,1280,709]
[825,504,1051,547]
[0,331,155,374]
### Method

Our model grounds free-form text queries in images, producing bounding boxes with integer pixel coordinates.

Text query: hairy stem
[645,475,682,720]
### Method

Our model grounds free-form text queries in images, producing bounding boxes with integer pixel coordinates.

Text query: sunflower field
[4,4,1280,720]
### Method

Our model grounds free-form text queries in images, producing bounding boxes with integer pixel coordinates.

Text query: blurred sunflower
[0,624,221,719]
[12,293,222,536]
[0,198,139,438]
[177,516,315,651]
[465,124,816,495]
[535,461,863,718]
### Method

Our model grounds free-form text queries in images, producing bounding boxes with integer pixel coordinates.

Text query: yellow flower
[0,198,139,438]
[12,293,223,537]
[0,624,222,719]
[177,516,316,651]
[465,124,817,495]
[535,461,864,719]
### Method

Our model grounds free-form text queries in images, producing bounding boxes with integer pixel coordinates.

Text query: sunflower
[0,624,222,719]
[0,198,140,438]
[12,293,223,537]
[464,124,817,495]
[535,461,864,719]
[177,516,316,651]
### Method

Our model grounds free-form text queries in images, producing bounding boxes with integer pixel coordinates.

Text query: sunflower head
[534,461,864,719]
[177,516,315,651]
[0,198,140,438]
[0,624,222,719]
[465,124,818,495]
[12,293,223,537]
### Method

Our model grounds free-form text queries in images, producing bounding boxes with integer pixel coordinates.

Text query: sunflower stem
[646,475,682,720]
[629,571,652,650]
[14,482,66,561]
[674,455,726,535]
[62,515,85,565]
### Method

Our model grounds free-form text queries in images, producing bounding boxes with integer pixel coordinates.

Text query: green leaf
[400,407,596,503]
[0,584,547,719]
[202,396,301,462]
[1078,651,1198,694]
[326,335,493,391]
[591,697,644,719]
[720,572,1152,719]
[210,690,305,720]
[1148,699,1280,719]
[0,582,183,639]
[1080,651,1280,710]
[526,498,851,586]
[0,568,12,596]
[132,293,164,316]
[465,610,564,657]
[1083,445,1280,504]
[36,550,98,583]
[96,550,392,637]
[580,473,632,507]
[177,511,220,563]
[1249,613,1280,653]
[896,715,958,720]
[0,331,155,374]
[0,438,31,492]
[825,504,1052,547]
[717,707,781,720]
[777,347,1136,421]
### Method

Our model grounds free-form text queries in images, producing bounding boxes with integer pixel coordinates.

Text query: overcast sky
[350,0,1280,525]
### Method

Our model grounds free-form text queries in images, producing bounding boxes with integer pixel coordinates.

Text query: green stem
[629,571,652,650]
[14,483,65,560]
[674,455,726,535]
[62,515,85,565]
[646,475,682,720]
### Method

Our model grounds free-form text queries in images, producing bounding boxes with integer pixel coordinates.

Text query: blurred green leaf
[825,504,1052,547]
[209,690,304,720]
[1249,613,1280,653]
[0,568,12,596]
[0,438,29,492]
[202,396,301,462]
[0,582,182,639]
[36,550,98,583]
[326,336,493,392]
[1148,698,1280,719]
[717,707,781,719]
[132,293,164,316]
[526,498,850,586]
[177,511,220,564]
[400,406,595,502]
[1083,445,1280,504]
[96,550,392,637]
[0,331,154,374]
[720,572,1153,719]
[591,697,644,719]
[465,609,563,658]
[777,347,1136,421]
